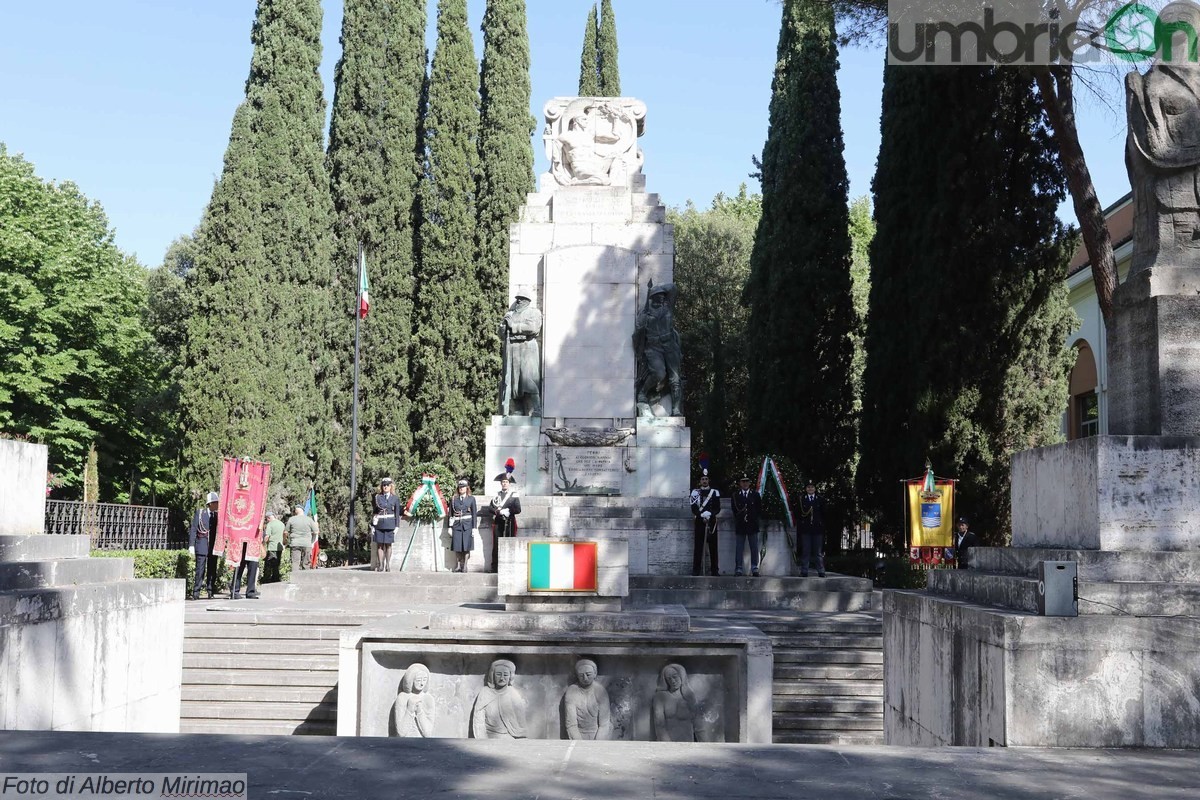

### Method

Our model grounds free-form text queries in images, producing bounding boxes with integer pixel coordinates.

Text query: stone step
[773,649,883,665]
[628,589,872,612]
[183,608,387,627]
[767,634,884,649]
[774,665,884,682]
[183,652,339,670]
[0,557,132,590]
[972,547,1200,582]
[632,575,874,593]
[182,685,336,704]
[772,680,882,697]
[520,518,692,531]
[184,669,337,687]
[928,570,1200,616]
[184,623,355,641]
[696,610,882,634]
[179,718,334,736]
[772,697,884,714]
[0,534,90,563]
[773,713,883,731]
[184,638,337,656]
[283,584,499,604]
[180,701,336,722]
[773,731,885,745]
[515,496,687,510]
[288,567,498,587]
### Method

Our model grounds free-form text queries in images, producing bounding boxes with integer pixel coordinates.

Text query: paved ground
[1,731,1197,799]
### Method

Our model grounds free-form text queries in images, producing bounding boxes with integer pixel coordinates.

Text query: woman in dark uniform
[372,477,403,572]
[450,479,477,573]
[489,468,521,573]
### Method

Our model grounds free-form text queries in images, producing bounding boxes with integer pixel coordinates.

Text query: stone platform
[4,730,1200,800]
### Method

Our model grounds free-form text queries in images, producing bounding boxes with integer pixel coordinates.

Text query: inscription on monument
[552,447,622,495]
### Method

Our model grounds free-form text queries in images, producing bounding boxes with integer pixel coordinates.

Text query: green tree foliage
[578,4,599,95]
[477,0,534,423]
[742,0,857,530]
[671,186,761,484]
[181,0,338,515]
[411,0,483,478]
[0,146,166,500]
[847,195,873,476]
[327,0,427,504]
[858,66,1076,541]
[597,0,621,96]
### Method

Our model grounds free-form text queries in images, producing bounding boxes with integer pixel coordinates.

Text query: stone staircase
[284,567,499,604]
[702,609,884,745]
[180,605,388,735]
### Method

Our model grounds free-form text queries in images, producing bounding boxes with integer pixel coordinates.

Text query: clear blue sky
[1,0,1132,267]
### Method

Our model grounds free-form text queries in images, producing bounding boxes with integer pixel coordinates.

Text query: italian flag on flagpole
[528,542,598,591]
[358,248,370,319]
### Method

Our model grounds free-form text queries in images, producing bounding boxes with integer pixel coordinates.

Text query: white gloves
[499,508,510,518]
[701,511,711,521]
[188,546,195,556]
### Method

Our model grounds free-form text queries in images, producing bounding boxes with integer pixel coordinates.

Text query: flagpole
[347,242,364,566]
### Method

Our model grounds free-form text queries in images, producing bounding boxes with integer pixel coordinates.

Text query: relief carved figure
[633,282,683,418]
[652,663,699,742]
[471,659,528,739]
[1125,1,1200,274]
[391,663,434,738]
[562,659,612,740]
[544,98,645,187]
[499,288,543,417]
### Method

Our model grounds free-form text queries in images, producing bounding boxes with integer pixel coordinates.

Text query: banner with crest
[216,457,271,569]
[906,464,955,550]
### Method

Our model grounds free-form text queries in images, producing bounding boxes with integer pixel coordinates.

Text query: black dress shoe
[246,592,260,599]
[231,593,242,600]
[818,572,826,578]
[206,590,214,599]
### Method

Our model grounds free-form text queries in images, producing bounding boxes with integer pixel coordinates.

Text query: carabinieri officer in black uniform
[690,468,721,576]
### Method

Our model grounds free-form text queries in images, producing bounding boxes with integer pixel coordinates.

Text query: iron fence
[44,500,183,550]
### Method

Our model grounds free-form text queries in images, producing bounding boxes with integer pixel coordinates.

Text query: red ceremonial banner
[216,458,271,570]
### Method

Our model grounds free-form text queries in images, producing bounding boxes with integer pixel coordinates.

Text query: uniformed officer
[730,474,762,577]
[690,469,721,576]
[798,480,826,578]
[371,477,404,573]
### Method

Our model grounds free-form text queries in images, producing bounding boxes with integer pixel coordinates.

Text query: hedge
[92,548,296,591]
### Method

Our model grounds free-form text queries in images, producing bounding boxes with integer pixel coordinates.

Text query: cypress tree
[477,0,535,422]
[578,4,600,96]
[858,65,1075,539]
[597,0,621,96]
[182,0,337,508]
[742,0,857,528]
[410,0,483,478]
[327,0,427,497]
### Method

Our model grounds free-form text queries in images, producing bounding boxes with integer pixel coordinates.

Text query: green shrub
[93,548,234,592]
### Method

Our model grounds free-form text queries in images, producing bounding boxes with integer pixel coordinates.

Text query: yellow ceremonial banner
[906,478,955,547]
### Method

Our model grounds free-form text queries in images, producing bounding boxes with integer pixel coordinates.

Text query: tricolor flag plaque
[527,541,598,592]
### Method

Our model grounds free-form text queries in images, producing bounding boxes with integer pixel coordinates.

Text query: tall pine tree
[858,66,1075,540]
[411,0,483,478]
[578,4,599,96]
[181,0,337,509]
[327,0,427,500]
[477,0,534,422]
[742,0,857,527]
[597,0,620,95]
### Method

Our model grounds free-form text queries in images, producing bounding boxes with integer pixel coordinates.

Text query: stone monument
[883,35,1200,748]
[483,96,690,499]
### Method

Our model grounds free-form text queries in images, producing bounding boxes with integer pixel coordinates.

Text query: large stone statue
[544,97,645,187]
[1125,1,1200,274]
[562,658,611,740]
[499,288,543,417]
[633,282,683,418]
[471,659,528,739]
[652,663,699,742]
[391,663,434,738]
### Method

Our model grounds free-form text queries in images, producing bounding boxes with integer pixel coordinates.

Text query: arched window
[1068,341,1099,439]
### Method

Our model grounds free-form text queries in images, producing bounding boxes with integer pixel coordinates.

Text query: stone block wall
[0,440,48,536]
[0,580,184,732]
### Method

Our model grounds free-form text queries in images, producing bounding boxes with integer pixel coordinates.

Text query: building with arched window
[1064,193,1133,440]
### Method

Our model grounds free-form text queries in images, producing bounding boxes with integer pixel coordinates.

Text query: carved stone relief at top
[544,97,647,188]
